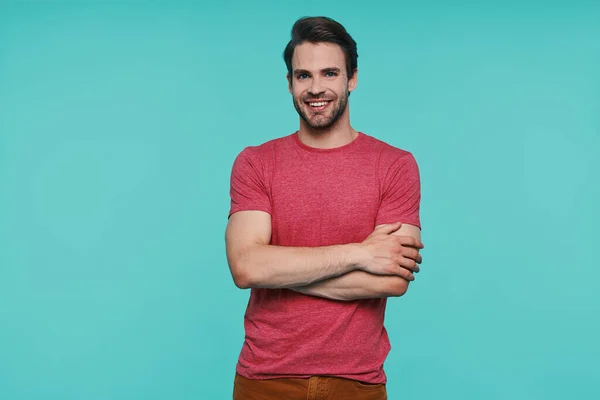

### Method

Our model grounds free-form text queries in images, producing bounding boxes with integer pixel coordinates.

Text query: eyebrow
[293,67,342,75]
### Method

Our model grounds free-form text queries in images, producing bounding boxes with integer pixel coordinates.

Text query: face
[288,42,357,130]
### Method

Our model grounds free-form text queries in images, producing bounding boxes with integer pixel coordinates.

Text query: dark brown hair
[283,16,358,80]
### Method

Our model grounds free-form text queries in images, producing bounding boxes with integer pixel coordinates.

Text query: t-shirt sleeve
[228,147,272,218]
[375,152,421,229]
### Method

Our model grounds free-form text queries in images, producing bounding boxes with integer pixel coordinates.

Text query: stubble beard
[293,89,349,131]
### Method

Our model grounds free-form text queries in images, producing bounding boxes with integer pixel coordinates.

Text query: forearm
[291,270,409,301]
[231,243,364,289]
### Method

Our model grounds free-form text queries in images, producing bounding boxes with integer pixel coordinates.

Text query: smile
[306,100,331,111]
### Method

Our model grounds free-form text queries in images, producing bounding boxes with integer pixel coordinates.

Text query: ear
[348,69,358,93]
[287,73,292,94]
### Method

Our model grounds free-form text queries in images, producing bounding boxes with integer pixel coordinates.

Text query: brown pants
[233,373,387,400]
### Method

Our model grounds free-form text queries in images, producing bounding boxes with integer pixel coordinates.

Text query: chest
[269,157,381,246]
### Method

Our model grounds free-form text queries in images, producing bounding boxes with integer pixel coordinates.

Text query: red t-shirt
[228,131,421,384]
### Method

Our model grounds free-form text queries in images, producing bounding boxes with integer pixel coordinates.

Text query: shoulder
[360,133,417,168]
[234,133,293,164]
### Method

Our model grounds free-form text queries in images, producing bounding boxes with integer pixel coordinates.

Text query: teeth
[309,101,327,107]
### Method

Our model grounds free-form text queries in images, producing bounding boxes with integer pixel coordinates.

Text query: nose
[308,76,325,96]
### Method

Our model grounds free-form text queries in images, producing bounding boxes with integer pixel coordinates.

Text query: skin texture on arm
[225,210,363,289]
[291,223,423,301]
[225,212,422,290]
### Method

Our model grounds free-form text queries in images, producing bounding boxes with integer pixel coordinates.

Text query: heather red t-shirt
[228,131,421,384]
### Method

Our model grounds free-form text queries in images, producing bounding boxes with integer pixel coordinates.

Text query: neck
[297,109,358,150]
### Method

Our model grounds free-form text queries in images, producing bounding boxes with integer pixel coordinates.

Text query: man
[225,16,424,400]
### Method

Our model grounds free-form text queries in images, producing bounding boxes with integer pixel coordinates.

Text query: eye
[326,71,337,77]
[297,73,308,80]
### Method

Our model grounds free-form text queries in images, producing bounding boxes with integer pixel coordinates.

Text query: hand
[357,222,424,281]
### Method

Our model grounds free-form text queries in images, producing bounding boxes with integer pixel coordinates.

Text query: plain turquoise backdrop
[1,1,599,399]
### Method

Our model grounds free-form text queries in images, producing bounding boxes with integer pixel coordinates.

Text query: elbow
[233,274,251,289]
[229,255,262,289]
[385,278,409,297]
[230,263,252,289]
[227,246,264,289]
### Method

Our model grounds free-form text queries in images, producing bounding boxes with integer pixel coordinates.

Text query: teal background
[1,1,599,399]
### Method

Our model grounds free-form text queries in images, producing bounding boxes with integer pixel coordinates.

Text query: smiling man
[226,16,424,400]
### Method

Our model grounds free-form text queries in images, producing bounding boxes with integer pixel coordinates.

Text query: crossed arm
[225,210,423,301]
[289,269,412,301]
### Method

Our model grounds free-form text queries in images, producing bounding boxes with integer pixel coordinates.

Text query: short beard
[293,88,349,131]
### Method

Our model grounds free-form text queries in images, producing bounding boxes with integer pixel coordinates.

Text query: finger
[395,266,415,281]
[398,257,420,273]
[395,235,424,249]
[404,248,422,264]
